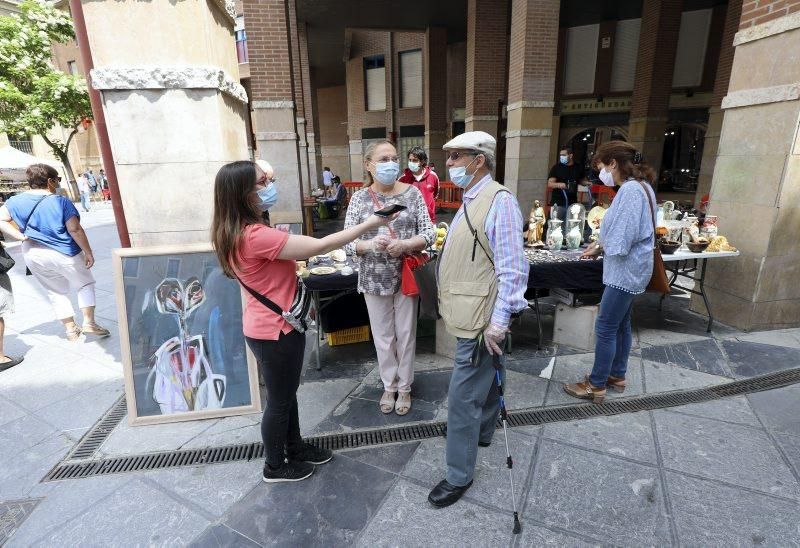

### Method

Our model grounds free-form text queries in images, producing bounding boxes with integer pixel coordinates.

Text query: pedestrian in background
[322,166,334,196]
[99,169,110,200]
[428,131,529,509]
[399,145,439,222]
[77,172,91,212]
[564,141,656,403]
[0,164,110,342]
[211,160,390,483]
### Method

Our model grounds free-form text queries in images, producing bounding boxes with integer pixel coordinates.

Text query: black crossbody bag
[236,275,312,333]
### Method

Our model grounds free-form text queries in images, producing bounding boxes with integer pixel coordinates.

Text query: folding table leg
[534,290,542,350]
[698,259,713,332]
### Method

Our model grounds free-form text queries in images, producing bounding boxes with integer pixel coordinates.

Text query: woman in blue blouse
[564,141,656,403]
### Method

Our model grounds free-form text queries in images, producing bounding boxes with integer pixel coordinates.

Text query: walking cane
[492,343,522,534]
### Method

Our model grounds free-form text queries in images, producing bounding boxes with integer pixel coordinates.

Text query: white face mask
[448,158,478,188]
[599,167,615,187]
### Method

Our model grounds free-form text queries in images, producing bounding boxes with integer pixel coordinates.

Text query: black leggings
[246,330,306,467]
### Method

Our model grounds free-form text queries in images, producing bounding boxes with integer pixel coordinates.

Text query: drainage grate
[65,394,128,461]
[42,366,800,482]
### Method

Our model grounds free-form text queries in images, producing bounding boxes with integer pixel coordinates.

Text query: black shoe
[442,425,491,448]
[428,479,473,508]
[289,442,333,465]
[0,356,23,373]
[262,460,315,483]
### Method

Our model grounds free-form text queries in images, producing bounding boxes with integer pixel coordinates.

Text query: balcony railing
[9,140,33,155]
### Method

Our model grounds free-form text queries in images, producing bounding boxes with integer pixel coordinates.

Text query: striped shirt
[444,174,529,328]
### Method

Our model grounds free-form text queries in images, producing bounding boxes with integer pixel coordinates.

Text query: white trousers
[23,241,96,320]
[364,292,418,393]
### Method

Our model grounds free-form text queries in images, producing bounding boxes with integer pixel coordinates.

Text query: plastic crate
[326,325,370,347]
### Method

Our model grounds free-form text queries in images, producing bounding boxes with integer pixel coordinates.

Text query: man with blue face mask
[428,131,529,509]
[547,147,586,219]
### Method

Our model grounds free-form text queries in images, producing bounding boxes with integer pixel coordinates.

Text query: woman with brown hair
[211,160,389,483]
[343,141,435,416]
[564,141,657,403]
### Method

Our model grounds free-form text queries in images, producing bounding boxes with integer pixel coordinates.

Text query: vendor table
[302,257,359,371]
[525,248,740,346]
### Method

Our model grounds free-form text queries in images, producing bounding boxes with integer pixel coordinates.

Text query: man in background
[547,146,585,220]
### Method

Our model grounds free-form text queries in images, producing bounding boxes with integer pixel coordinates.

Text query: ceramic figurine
[526,200,546,247]
[546,219,563,250]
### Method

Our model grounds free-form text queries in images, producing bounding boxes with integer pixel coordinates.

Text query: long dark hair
[211,161,263,278]
[592,141,656,184]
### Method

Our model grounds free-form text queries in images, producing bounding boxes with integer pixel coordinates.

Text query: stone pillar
[695,0,743,206]
[504,0,559,211]
[83,0,248,246]
[424,27,448,170]
[627,0,684,180]
[464,0,508,137]
[244,0,304,227]
[299,23,322,190]
[692,9,800,330]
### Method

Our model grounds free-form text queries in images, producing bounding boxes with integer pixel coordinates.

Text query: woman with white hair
[255,160,275,225]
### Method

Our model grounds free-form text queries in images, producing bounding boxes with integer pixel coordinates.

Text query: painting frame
[113,242,261,426]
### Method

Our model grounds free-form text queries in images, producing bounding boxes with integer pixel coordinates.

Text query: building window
[364,55,386,111]
[610,18,641,93]
[235,15,248,64]
[672,9,713,88]
[563,24,599,96]
[67,60,78,75]
[399,50,422,108]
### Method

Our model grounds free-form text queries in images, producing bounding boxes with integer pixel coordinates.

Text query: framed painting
[113,243,261,425]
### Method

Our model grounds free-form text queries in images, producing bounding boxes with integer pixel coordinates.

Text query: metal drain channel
[42,366,800,482]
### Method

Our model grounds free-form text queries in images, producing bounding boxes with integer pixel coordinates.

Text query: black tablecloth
[302,257,359,292]
[528,258,604,290]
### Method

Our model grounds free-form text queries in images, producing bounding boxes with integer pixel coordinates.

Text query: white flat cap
[255,159,273,176]
[443,131,496,157]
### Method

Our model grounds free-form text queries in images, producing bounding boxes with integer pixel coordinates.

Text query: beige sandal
[65,326,82,342]
[395,392,412,416]
[380,391,396,414]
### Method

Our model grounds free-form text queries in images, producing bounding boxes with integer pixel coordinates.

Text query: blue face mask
[448,158,477,188]
[559,155,569,165]
[374,161,400,185]
[256,183,278,211]
[407,161,421,173]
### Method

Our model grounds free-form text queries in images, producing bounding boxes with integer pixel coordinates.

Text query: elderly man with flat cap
[428,131,529,508]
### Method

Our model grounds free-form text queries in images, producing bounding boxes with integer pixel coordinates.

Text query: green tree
[0,0,92,181]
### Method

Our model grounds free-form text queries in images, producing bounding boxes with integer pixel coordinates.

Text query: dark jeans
[589,286,635,388]
[246,330,305,467]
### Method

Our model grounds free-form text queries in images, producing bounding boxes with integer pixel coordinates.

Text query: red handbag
[367,189,430,296]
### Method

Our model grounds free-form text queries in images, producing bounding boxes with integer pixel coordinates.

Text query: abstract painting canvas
[113,243,261,425]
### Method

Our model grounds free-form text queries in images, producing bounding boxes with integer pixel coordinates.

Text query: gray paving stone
[297,378,360,435]
[545,352,643,406]
[773,432,800,478]
[355,479,512,548]
[341,441,420,475]
[666,471,800,546]
[733,329,800,350]
[146,460,263,518]
[642,359,727,392]
[505,369,548,410]
[190,524,261,548]
[0,433,72,499]
[670,396,762,427]
[0,395,26,428]
[517,520,600,547]
[314,393,437,433]
[222,454,395,546]
[542,412,657,463]
[401,432,536,514]
[654,410,800,500]
[32,380,123,435]
[0,413,59,463]
[27,478,210,547]
[0,498,41,547]
[5,475,131,547]
[637,328,710,348]
[722,339,800,378]
[182,416,262,449]
[748,384,800,436]
[641,338,729,376]
[526,440,671,546]
[100,416,217,456]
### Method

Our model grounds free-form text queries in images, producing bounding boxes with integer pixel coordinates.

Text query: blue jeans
[589,286,635,388]
[80,191,91,211]
[446,337,505,487]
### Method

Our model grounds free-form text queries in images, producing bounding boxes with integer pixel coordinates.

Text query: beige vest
[438,180,509,339]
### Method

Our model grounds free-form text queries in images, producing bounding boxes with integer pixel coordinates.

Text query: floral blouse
[344,184,435,296]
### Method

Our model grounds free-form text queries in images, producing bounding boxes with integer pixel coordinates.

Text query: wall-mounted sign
[601,36,611,49]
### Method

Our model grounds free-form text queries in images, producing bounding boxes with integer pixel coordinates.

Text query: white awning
[0,146,66,183]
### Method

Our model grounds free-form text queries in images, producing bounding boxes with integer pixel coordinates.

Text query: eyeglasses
[447,151,477,161]
[256,174,275,186]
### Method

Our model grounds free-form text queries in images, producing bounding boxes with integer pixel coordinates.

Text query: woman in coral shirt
[211,160,388,484]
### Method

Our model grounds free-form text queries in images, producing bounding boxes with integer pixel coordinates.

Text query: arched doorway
[658,123,706,193]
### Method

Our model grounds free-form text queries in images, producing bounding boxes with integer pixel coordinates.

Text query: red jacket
[399,166,439,222]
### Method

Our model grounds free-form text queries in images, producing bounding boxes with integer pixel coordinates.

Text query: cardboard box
[553,304,598,352]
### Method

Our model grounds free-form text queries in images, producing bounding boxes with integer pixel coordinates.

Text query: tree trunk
[40,132,79,201]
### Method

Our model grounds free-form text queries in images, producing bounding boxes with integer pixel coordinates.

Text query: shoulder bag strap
[22,195,51,233]
[635,180,657,249]
[462,189,508,267]
[234,274,284,318]
[367,188,397,239]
